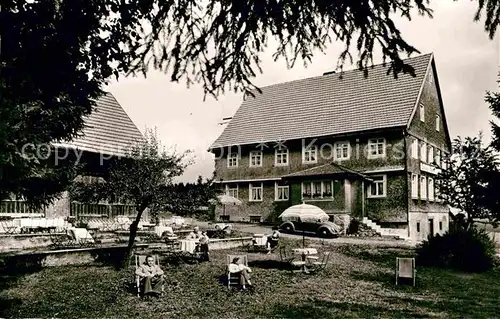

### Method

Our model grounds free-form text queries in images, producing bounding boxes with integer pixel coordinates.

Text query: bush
[416,228,497,273]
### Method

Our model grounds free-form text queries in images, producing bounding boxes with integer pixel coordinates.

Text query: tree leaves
[436,135,500,228]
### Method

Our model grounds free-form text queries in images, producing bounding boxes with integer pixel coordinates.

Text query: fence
[0,200,44,216]
[70,202,137,220]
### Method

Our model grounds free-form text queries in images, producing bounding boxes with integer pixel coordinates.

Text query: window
[419,103,425,122]
[428,177,434,201]
[420,176,427,200]
[367,138,386,159]
[275,182,289,201]
[334,142,350,160]
[420,142,427,162]
[436,114,440,131]
[226,185,238,198]
[435,149,441,167]
[416,222,420,233]
[275,149,289,166]
[428,146,434,165]
[220,215,230,221]
[249,183,263,201]
[227,152,239,167]
[368,175,386,198]
[249,151,262,167]
[428,71,434,84]
[439,221,443,231]
[313,182,322,197]
[303,145,317,164]
[411,139,419,159]
[411,174,418,199]
[301,181,334,199]
[249,216,261,223]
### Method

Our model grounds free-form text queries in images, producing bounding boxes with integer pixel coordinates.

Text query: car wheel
[318,228,332,238]
[283,224,293,233]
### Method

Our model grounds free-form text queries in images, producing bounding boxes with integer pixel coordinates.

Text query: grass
[1,238,499,318]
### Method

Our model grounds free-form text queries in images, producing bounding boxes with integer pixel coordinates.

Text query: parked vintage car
[278,203,341,238]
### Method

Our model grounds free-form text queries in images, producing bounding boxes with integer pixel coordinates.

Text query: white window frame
[367,138,386,159]
[436,114,440,132]
[227,152,239,168]
[420,176,427,200]
[419,103,425,122]
[428,146,434,165]
[302,145,318,164]
[301,181,334,200]
[428,177,435,201]
[420,141,427,163]
[334,141,351,160]
[411,174,419,199]
[249,183,263,202]
[249,151,263,167]
[367,175,387,198]
[275,149,289,166]
[225,185,238,198]
[274,182,289,201]
[411,139,419,159]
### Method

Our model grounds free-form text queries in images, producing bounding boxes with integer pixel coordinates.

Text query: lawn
[1,238,499,318]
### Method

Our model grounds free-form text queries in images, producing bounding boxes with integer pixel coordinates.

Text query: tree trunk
[123,208,145,268]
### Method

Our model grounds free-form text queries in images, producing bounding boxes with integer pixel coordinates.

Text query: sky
[106,1,499,183]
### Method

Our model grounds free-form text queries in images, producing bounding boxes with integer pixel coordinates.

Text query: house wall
[364,173,408,223]
[407,64,451,153]
[405,62,450,236]
[213,131,410,223]
[213,131,406,181]
[408,211,449,241]
[215,182,277,222]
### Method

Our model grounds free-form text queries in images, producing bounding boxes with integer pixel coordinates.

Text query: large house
[0,93,145,221]
[209,53,451,241]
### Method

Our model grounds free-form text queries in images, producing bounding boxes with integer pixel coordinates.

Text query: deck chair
[69,228,95,247]
[279,246,295,264]
[396,257,416,286]
[252,234,267,252]
[227,254,248,288]
[135,255,165,297]
[309,251,331,272]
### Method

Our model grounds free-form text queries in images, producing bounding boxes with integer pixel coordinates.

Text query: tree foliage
[436,135,500,229]
[2,0,500,206]
[69,128,191,260]
[486,75,500,151]
[159,175,220,219]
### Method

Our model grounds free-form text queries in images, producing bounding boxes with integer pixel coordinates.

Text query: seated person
[198,231,210,261]
[186,226,202,240]
[135,255,164,296]
[266,229,280,254]
[228,257,252,290]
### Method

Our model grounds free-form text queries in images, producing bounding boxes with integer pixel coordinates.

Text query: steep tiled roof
[211,54,432,148]
[53,93,144,157]
[282,162,372,180]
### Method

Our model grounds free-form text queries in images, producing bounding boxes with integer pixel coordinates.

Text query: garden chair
[227,254,248,289]
[308,251,331,273]
[279,246,295,264]
[395,257,416,286]
[252,234,267,252]
[135,254,165,297]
